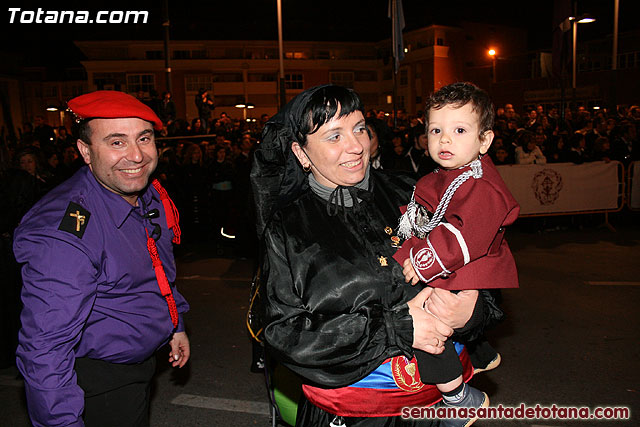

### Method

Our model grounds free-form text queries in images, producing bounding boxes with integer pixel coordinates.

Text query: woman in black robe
[251,85,502,426]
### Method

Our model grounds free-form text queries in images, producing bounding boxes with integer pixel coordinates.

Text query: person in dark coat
[251,84,502,426]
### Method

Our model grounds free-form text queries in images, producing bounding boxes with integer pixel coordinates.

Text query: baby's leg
[436,374,463,393]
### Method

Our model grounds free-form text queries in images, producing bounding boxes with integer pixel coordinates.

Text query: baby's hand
[402,258,420,286]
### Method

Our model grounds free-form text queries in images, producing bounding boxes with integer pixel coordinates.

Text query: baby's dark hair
[425,82,495,137]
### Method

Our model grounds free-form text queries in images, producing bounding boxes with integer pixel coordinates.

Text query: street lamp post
[571,13,596,104]
[488,48,497,83]
[277,0,286,109]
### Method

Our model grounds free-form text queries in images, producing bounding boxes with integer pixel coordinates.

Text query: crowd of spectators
[2,98,640,246]
[2,98,640,248]
[368,103,640,172]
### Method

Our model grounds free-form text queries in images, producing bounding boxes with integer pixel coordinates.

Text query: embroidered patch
[391,355,425,392]
[413,247,435,270]
[58,202,91,238]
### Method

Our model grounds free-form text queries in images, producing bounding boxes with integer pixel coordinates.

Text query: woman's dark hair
[294,85,364,146]
[365,117,393,143]
[569,133,585,149]
[517,130,536,152]
[425,82,495,137]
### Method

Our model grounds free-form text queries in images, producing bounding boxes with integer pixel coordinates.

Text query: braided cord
[399,159,483,238]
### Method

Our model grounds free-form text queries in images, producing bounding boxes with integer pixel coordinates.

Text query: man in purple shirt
[14,91,190,426]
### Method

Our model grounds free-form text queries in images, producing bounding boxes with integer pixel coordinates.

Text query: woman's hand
[407,287,453,355]
[424,288,479,329]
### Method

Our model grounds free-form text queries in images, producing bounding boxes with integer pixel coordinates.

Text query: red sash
[302,349,473,417]
[145,179,181,328]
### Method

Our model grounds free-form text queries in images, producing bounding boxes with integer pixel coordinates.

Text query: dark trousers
[75,356,156,427]
[415,340,463,385]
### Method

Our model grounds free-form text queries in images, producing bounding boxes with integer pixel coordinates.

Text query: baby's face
[426,103,493,170]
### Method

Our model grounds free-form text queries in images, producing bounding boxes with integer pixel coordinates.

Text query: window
[285,73,304,90]
[213,73,243,83]
[354,71,377,82]
[191,50,207,59]
[173,50,190,59]
[285,51,305,59]
[330,72,354,88]
[617,52,639,69]
[248,72,277,82]
[186,75,213,92]
[359,93,378,107]
[264,49,278,59]
[316,50,330,59]
[127,74,155,94]
[225,48,243,59]
[436,38,444,46]
[43,85,58,98]
[399,69,408,86]
[145,50,163,60]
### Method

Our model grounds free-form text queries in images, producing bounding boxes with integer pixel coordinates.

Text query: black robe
[261,169,502,424]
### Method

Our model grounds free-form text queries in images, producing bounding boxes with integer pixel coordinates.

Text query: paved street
[1,212,639,426]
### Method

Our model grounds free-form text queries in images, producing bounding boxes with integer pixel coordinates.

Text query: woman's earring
[303,164,311,172]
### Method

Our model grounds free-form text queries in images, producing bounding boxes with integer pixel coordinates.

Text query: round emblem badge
[413,247,435,270]
[391,355,425,392]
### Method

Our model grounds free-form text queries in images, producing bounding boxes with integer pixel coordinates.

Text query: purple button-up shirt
[14,166,189,427]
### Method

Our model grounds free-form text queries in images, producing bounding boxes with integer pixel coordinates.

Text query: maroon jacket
[393,156,520,290]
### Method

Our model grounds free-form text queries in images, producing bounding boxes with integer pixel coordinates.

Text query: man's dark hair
[425,82,495,137]
[73,119,93,145]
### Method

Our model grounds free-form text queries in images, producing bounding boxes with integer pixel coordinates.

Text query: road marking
[0,375,23,388]
[171,394,270,415]
[586,281,640,286]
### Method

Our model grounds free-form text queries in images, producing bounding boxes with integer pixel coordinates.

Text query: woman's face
[20,154,37,175]
[367,125,379,157]
[292,110,370,188]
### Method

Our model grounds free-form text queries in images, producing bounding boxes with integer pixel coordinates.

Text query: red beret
[67,90,163,131]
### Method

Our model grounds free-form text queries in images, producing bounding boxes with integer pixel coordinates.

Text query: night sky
[3,0,639,69]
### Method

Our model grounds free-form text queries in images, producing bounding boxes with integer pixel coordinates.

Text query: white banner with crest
[496,161,621,215]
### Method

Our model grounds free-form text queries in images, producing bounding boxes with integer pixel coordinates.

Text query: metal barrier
[628,161,640,211]
[496,161,625,218]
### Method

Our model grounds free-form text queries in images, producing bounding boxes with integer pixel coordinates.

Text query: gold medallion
[378,256,388,267]
[384,226,393,235]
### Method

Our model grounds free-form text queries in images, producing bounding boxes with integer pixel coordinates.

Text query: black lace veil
[250,84,364,238]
